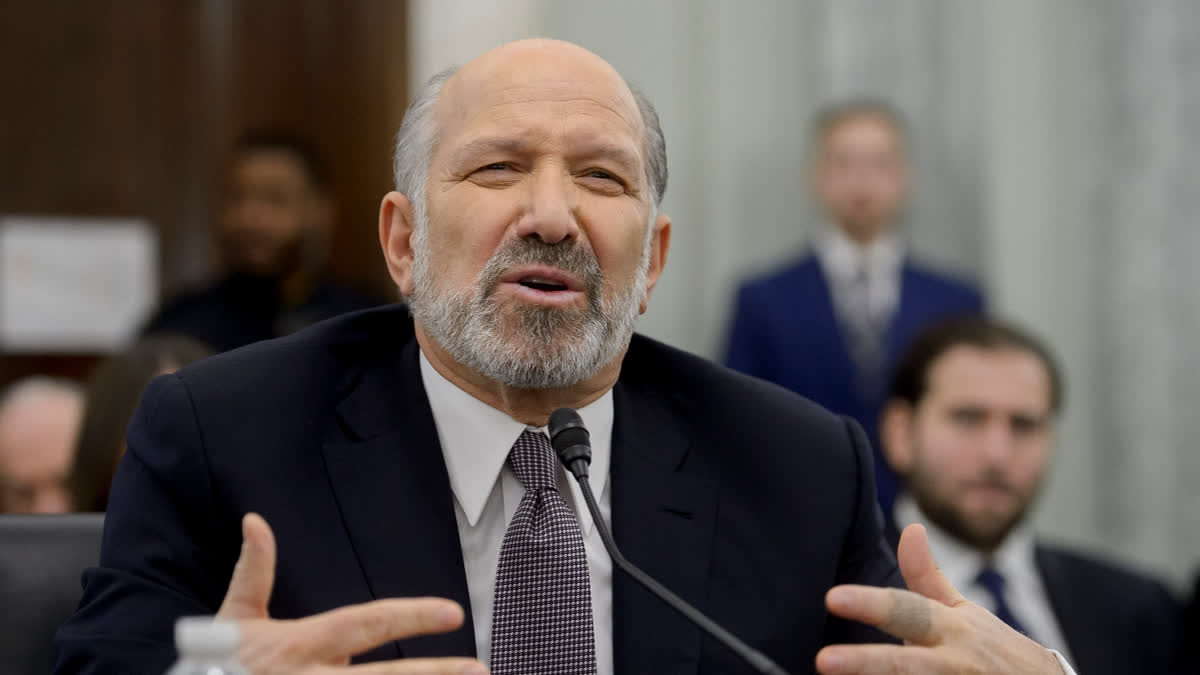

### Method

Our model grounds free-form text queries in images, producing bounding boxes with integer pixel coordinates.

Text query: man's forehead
[438,42,642,138]
[454,39,631,91]
[231,151,311,182]
[928,347,1052,407]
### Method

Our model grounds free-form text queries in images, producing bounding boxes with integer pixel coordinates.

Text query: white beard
[407,216,653,389]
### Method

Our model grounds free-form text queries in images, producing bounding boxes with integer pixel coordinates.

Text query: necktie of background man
[975,566,1033,639]
[844,262,885,397]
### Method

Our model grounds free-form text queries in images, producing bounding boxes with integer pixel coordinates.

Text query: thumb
[218,513,277,619]
[897,523,965,608]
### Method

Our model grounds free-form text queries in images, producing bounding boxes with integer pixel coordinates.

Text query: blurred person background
[723,99,982,513]
[69,335,212,513]
[0,378,85,513]
[879,316,1180,673]
[141,131,386,352]
[0,0,1195,641]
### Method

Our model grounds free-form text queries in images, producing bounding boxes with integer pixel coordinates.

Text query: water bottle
[165,616,249,675]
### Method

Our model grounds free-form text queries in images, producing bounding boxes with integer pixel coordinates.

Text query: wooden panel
[0,1,409,387]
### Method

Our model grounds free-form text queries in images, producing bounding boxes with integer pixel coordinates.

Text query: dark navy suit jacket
[724,255,983,512]
[881,516,1182,675]
[55,305,901,675]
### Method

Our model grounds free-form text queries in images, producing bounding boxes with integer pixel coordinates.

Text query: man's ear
[379,191,416,297]
[639,212,672,314]
[880,400,916,475]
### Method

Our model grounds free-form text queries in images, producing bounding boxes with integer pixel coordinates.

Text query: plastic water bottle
[165,617,249,675]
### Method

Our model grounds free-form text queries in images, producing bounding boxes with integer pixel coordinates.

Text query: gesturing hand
[217,513,488,675]
[816,524,1066,675]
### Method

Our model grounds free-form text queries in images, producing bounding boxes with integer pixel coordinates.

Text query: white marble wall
[1089,0,1200,585]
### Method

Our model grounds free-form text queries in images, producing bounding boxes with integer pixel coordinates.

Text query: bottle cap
[175,617,239,655]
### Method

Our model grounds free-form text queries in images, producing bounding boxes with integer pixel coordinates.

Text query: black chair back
[0,514,104,675]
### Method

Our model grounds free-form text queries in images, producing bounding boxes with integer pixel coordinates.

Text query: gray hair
[631,85,668,207]
[392,66,459,232]
[391,67,669,218]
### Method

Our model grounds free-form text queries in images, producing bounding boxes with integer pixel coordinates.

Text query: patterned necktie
[490,429,597,674]
[975,566,1032,638]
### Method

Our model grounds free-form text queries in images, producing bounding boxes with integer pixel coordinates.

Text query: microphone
[548,408,791,675]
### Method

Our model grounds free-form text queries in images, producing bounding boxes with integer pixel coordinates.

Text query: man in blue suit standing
[724,100,983,512]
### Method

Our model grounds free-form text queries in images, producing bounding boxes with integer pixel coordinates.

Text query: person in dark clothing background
[69,334,212,512]
[724,101,983,514]
[1183,572,1200,672]
[142,130,386,351]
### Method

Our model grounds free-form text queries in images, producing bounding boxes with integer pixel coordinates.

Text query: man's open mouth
[518,277,570,292]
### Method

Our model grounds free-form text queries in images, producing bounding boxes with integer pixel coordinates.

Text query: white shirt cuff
[1049,649,1076,675]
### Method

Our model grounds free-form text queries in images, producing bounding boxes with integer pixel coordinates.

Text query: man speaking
[56,39,1071,674]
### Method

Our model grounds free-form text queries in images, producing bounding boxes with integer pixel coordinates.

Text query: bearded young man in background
[881,316,1181,674]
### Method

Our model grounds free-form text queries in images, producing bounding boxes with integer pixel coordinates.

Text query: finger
[816,643,942,675]
[218,513,277,619]
[333,658,488,675]
[897,524,965,608]
[297,597,466,660]
[826,585,936,644]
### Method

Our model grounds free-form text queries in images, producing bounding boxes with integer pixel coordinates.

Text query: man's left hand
[817,524,1065,674]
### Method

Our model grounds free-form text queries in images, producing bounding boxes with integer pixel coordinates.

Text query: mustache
[963,470,1018,494]
[478,238,604,300]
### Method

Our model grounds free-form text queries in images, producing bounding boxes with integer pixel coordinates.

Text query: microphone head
[548,407,592,477]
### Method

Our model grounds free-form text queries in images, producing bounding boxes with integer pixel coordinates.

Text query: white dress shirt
[418,350,1074,674]
[419,351,614,674]
[894,495,1078,671]
[813,224,905,331]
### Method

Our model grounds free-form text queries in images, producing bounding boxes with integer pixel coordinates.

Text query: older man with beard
[57,39,1073,675]
[880,316,1180,674]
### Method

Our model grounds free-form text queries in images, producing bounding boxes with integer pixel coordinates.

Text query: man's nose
[514,168,580,245]
[980,423,1016,465]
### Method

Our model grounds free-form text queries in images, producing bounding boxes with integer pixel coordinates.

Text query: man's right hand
[216,513,488,675]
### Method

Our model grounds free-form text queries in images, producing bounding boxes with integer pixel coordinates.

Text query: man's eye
[478,163,512,172]
[580,170,627,195]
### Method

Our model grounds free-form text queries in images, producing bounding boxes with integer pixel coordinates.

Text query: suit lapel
[1035,546,1103,674]
[610,374,719,674]
[321,339,477,659]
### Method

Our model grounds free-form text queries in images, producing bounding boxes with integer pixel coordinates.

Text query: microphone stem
[576,476,791,675]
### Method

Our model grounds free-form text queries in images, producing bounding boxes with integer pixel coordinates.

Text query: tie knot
[975,566,1007,595]
[508,429,559,492]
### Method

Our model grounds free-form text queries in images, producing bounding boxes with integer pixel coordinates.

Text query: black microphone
[548,407,791,675]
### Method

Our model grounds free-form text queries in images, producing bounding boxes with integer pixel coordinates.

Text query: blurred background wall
[0,0,407,382]
[0,0,1195,587]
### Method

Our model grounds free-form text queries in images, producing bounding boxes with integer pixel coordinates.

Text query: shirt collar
[893,493,1037,590]
[419,349,613,533]
[814,223,904,283]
